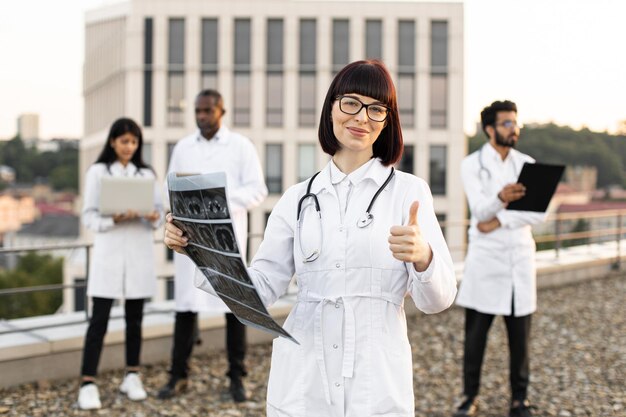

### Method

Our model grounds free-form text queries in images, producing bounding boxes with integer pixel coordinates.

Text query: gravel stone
[0,275,623,416]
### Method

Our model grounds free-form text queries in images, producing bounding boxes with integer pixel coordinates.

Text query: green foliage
[468,124,626,187]
[0,253,63,319]
[50,165,78,190]
[0,136,78,191]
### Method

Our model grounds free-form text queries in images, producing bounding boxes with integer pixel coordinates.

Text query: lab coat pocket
[383,303,410,355]
[267,336,304,412]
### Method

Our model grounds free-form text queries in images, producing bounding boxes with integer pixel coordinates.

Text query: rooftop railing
[0,208,624,335]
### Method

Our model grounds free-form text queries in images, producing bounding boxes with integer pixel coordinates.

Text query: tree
[467,123,626,188]
[0,253,63,319]
[0,136,78,191]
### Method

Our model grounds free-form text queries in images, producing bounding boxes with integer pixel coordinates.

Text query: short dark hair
[94,117,152,173]
[318,60,403,166]
[196,89,225,110]
[480,100,518,137]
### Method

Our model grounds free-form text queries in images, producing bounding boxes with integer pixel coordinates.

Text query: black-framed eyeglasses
[495,120,522,129]
[336,95,390,122]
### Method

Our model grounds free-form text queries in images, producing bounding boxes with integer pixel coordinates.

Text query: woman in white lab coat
[164,60,457,417]
[77,118,163,410]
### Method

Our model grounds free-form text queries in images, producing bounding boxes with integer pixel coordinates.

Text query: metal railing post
[615,213,622,270]
[555,216,561,259]
[84,245,91,321]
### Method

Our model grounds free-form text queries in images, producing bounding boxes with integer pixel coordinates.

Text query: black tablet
[506,162,565,212]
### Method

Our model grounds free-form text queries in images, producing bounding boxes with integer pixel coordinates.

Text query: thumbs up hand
[388,201,433,272]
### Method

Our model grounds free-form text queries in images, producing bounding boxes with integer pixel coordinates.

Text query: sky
[0,0,624,139]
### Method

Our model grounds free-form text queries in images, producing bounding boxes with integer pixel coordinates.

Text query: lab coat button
[335,303,340,308]
[333,344,338,349]
[335,263,341,268]
[339,227,344,232]
[335,382,341,387]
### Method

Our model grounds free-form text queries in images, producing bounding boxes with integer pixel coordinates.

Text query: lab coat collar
[329,158,375,186]
[196,125,230,144]
[110,160,138,176]
[483,142,518,165]
[310,158,392,195]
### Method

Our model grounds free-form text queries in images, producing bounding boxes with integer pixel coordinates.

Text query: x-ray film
[168,172,297,344]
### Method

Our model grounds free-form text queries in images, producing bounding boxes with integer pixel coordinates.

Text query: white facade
[79,0,465,306]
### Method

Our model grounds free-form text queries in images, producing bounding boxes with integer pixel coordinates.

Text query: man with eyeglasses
[453,100,546,417]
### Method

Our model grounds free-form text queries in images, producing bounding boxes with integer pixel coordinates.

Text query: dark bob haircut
[94,117,152,174]
[318,60,403,166]
[480,100,517,138]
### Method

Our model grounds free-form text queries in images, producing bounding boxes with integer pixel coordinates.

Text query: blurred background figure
[158,90,267,403]
[78,118,164,410]
[454,101,546,417]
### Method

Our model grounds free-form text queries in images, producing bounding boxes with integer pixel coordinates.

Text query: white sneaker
[78,383,102,410]
[120,373,147,401]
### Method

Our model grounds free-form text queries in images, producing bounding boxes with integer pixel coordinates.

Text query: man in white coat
[158,89,268,402]
[453,100,545,417]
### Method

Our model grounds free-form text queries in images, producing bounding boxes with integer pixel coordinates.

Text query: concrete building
[78,0,466,307]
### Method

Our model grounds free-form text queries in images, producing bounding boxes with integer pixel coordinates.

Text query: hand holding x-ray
[166,172,298,344]
[164,213,188,253]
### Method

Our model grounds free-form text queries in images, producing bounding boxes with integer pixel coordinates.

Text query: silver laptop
[99,176,155,215]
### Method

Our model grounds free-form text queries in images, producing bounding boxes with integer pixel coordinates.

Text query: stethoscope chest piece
[357,213,373,228]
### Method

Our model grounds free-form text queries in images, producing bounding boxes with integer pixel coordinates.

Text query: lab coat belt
[297,292,404,405]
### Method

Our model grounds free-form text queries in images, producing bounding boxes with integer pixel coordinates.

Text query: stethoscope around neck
[296,167,395,263]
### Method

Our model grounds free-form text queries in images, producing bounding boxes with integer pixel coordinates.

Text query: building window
[234,73,251,126]
[429,145,447,195]
[143,18,153,127]
[365,19,382,59]
[332,19,350,74]
[430,75,447,128]
[74,278,86,312]
[167,18,185,127]
[234,19,251,126]
[265,144,283,194]
[298,144,316,182]
[299,19,317,127]
[266,19,284,127]
[430,21,448,129]
[398,20,415,128]
[397,74,415,128]
[397,144,414,174]
[142,142,152,165]
[165,276,175,300]
[201,18,218,90]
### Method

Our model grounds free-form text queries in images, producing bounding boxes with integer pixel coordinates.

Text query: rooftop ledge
[0,240,624,388]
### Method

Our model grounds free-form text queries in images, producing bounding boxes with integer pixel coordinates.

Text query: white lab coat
[166,126,268,312]
[243,158,457,417]
[456,143,546,317]
[82,161,164,299]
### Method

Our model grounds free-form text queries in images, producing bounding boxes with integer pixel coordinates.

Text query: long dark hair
[318,60,403,166]
[94,118,153,174]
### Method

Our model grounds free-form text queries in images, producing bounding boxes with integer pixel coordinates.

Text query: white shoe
[78,383,102,410]
[120,373,147,401]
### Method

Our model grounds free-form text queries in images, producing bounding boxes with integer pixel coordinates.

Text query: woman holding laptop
[77,118,163,410]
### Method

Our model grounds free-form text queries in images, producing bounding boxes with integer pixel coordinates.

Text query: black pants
[462,307,532,402]
[169,312,247,380]
[81,297,145,377]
